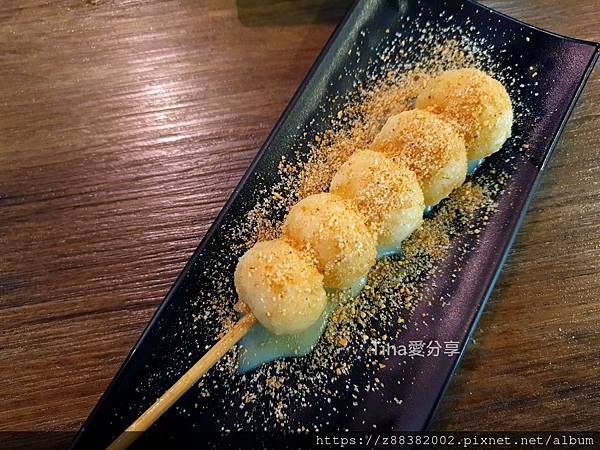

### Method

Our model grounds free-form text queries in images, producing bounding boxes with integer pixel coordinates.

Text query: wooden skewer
[107,313,257,450]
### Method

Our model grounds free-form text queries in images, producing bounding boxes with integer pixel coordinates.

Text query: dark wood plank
[0,0,598,433]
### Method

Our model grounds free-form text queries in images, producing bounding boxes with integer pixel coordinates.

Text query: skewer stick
[107,313,257,450]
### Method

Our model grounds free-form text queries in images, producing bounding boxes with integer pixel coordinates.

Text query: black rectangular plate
[72,0,599,448]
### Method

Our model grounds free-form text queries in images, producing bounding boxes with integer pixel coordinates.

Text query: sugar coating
[370,109,467,206]
[282,193,377,291]
[416,68,513,160]
[330,150,424,250]
[234,239,327,335]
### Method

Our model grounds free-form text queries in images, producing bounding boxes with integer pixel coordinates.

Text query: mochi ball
[234,239,327,335]
[330,150,424,251]
[416,68,513,160]
[282,193,377,291]
[370,109,467,206]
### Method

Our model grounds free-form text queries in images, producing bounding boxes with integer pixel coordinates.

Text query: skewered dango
[109,67,515,450]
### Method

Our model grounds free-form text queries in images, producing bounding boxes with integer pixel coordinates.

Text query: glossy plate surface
[72,0,598,448]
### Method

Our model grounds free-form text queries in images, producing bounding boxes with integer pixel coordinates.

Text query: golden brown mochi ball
[415,68,513,160]
[370,109,467,206]
[234,239,327,336]
[282,193,377,291]
[330,150,424,251]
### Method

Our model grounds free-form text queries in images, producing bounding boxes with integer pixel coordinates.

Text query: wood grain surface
[1,0,599,435]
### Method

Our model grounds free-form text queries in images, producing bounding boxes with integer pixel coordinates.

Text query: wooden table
[1,0,599,435]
